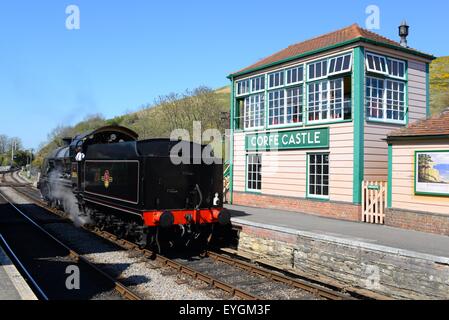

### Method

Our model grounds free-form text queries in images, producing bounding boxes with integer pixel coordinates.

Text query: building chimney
[399,20,409,48]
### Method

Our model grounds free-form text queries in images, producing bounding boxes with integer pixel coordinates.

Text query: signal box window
[247,154,262,192]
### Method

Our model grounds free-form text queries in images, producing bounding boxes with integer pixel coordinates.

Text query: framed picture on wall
[415,151,449,196]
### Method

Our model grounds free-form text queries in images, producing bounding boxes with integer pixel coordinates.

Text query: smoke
[46,169,91,227]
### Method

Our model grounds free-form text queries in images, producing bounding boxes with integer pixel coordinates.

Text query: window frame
[251,75,265,93]
[365,76,385,122]
[307,78,345,124]
[236,79,250,97]
[328,78,345,120]
[268,70,285,89]
[307,80,328,124]
[307,59,328,81]
[365,52,389,75]
[365,76,407,125]
[285,85,304,125]
[286,65,304,85]
[246,153,262,192]
[386,57,406,80]
[385,79,407,123]
[267,85,304,128]
[328,53,353,76]
[268,88,286,127]
[307,153,330,200]
[244,93,265,130]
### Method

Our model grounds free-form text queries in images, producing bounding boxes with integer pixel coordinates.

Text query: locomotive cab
[68,126,139,193]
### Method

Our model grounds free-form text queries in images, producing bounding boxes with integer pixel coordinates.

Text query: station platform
[225,204,449,299]
[0,239,37,300]
[226,204,449,260]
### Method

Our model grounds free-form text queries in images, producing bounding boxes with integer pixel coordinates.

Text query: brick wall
[233,192,361,222]
[386,208,449,236]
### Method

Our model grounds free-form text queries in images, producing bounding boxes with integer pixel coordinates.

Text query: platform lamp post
[11,140,16,167]
[10,140,16,167]
[220,111,231,162]
[28,148,34,178]
[220,111,230,130]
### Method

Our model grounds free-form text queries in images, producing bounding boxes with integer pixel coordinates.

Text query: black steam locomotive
[38,126,230,251]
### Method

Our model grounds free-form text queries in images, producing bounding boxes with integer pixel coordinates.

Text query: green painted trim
[245,128,330,151]
[352,47,365,204]
[361,38,436,61]
[387,144,393,208]
[243,127,265,133]
[306,152,309,198]
[305,119,353,127]
[264,73,269,129]
[229,38,361,79]
[229,77,235,204]
[426,63,431,118]
[405,60,409,125]
[266,122,305,130]
[306,196,330,202]
[228,37,435,79]
[365,71,389,79]
[414,192,449,197]
[303,67,307,126]
[414,150,449,197]
[365,118,406,126]
[244,152,248,192]
[387,135,449,142]
[223,160,230,178]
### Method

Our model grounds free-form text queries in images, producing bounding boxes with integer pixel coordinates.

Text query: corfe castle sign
[245,128,329,151]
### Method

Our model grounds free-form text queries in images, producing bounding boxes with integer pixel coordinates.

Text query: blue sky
[1,0,448,149]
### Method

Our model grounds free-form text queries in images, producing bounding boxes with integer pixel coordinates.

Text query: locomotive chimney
[399,20,409,48]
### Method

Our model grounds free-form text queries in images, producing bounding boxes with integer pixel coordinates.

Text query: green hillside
[34,86,231,168]
[34,57,449,168]
[430,56,449,115]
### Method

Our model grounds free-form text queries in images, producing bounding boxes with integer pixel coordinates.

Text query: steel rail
[7,182,260,299]
[205,250,351,300]
[0,190,142,301]
[99,231,261,300]
[9,171,32,187]
[0,233,48,300]
[9,179,358,300]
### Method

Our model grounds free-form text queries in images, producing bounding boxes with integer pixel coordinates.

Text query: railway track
[0,170,25,187]
[4,171,359,300]
[0,183,142,300]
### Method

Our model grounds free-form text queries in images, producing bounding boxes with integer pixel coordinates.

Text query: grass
[430,56,449,115]
[33,86,231,168]
[34,56,449,167]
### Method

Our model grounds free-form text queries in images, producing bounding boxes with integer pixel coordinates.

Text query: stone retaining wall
[235,221,449,299]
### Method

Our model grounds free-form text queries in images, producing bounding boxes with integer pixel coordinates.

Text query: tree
[7,137,23,152]
[13,150,31,167]
[33,86,231,167]
[0,134,8,153]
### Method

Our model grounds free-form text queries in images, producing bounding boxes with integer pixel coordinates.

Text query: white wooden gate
[362,181,387,224]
